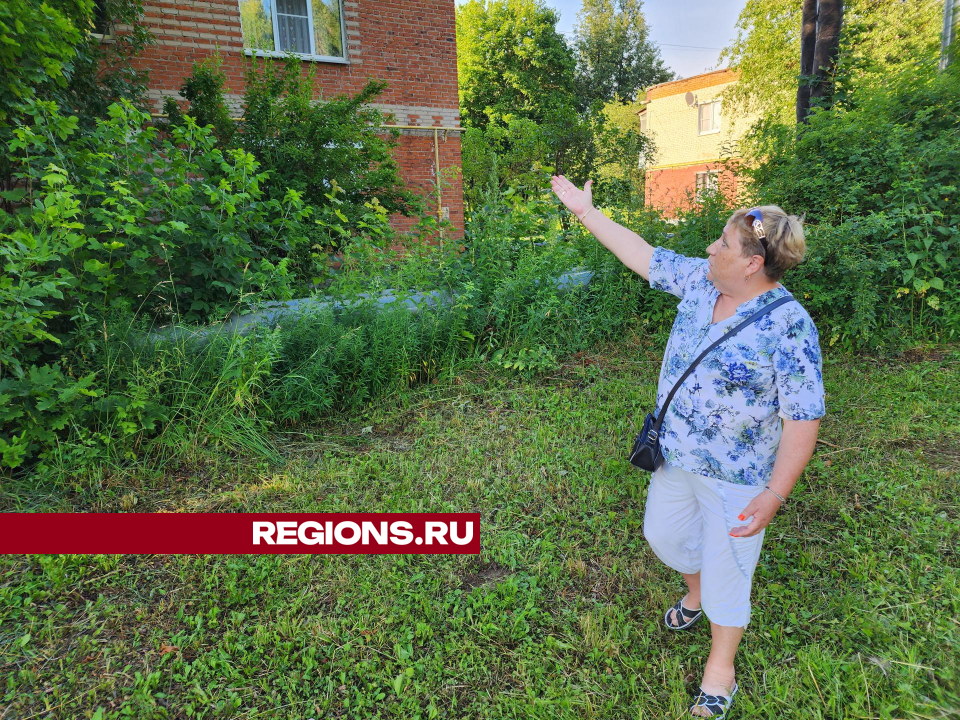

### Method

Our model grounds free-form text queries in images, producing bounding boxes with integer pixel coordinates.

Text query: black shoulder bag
[629,295,794,472]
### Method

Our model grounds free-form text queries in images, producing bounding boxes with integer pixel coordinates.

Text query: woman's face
[706,221,752,289]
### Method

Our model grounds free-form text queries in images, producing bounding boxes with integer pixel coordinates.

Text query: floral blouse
[648,247,826,486]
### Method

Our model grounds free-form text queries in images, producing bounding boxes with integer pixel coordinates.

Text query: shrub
[236,57,418,234]
[0,99,313,468]
[739,61,960,348]
[164,54,235,145]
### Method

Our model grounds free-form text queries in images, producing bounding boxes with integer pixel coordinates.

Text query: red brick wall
[645,163,740,218]
[387,132,463,236]
[128,0,464,234]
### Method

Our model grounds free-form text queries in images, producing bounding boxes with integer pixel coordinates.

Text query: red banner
[0,513,481,554]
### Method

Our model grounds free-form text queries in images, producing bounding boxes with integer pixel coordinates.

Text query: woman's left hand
[730,490,783,538]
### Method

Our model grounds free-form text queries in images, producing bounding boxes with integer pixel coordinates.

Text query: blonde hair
[729,205,806,281]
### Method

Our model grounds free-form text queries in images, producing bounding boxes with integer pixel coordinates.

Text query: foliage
[738,60,960,349]
[47,0,154,128]
[0,100,313,467]
[164,54,236,145]
[0,121,657,473]
[458,93,649,213]
[718,0,943,126]
[0,0,87,123]
[9,100,311,322]
[461,118,560,211]
[1,0,153,209]
[456,0,577,129]
[456,0,657,212]
[236,57,417,226]
[831,0,943,108]
[591,96,654,209]
[571,0,674,109]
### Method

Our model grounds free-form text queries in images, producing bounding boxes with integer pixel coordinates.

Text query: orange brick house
[639,69,756,218]
[116,0,464,235]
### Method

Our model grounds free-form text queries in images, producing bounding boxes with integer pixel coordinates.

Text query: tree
[797,0,844,123]
[592,96,655,207]
[796,0,818,124]
[943,0,959,70]
[572,0,674,109]
[456,0,577,129]
[721,0,942,126]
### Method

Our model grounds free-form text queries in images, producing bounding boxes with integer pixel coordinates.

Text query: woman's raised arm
[551,174,656,282]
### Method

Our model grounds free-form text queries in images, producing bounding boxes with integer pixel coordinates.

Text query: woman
[551,176,825,718]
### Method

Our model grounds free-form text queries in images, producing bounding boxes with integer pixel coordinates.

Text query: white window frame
[90,0,114,40]
[695,170,719,201]
[698,100,721,135]
[240,0,349,64]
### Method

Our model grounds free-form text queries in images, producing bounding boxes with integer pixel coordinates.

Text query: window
[91,0,112,37]
[698,100,721,135]
[695,170,719,201]
[637,109,649,167]
[238,0,346,61]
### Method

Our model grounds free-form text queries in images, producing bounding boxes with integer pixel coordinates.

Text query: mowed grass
[1,331,958,720]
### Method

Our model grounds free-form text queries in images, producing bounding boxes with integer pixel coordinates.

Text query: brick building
[639,69,757,218]
[120,0,464,235]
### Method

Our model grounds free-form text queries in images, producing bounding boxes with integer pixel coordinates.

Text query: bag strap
[654,294,794,432]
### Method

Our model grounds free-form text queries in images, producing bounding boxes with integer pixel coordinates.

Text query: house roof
[644,68,739,102]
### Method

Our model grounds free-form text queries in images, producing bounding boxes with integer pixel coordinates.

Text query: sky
[457,0,750,80]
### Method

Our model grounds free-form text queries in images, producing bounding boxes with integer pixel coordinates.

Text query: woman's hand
[551,175,593,218]
[729,490,783,538]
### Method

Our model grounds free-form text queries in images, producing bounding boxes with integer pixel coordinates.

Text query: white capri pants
[643,463,768,628]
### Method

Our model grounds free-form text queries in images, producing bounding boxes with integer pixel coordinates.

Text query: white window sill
[698,129,721,136]
[243,48,348,65]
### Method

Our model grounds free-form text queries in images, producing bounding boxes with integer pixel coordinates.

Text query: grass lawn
[1,331,958,719]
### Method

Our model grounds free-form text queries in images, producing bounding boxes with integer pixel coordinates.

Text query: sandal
[664,597,703,631]
[690,683,738,718]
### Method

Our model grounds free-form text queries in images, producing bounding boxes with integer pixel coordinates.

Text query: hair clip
[744,208,769,256]
[745,208,766,240]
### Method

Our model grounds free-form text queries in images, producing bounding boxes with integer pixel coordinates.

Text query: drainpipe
[381,124,464,228]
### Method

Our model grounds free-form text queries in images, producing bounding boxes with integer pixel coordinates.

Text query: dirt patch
[919,435,960,473]
[899,346,953,364]
[566,556,625,602]
[460,560,510,590]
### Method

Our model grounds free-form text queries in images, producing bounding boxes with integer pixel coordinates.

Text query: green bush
[0,99,314,468]
[740,61,960,349]
[8,100,310,323]
[236,57,418,235]
[164,54,235,145]
[0,0,86,124]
